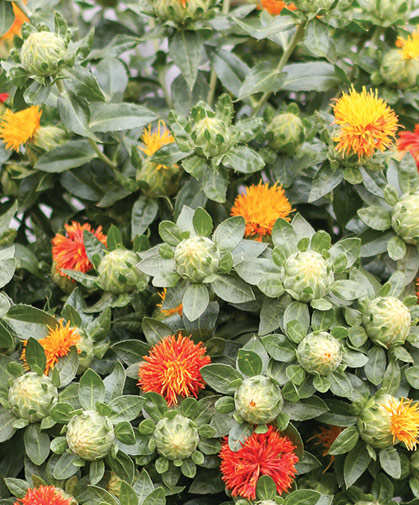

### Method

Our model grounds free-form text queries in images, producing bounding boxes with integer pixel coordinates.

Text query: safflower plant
[3,0,419,504]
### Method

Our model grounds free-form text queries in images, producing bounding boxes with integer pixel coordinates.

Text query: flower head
[138,334,211,406]
[14,486,72,505]
[331,87,399,159]
[219,425,298,500]
[397,124,419,170]
[1,3,29,43]
[139,120,174,170]
[308,424,342,471]
[259,0,296,15]
[231,182,293,241]
[157,288,183,317]
[0,106,41,152]
[382,397,419,450]
[21,319,81,375]
[52,221,107,277]
[396,28,419,60]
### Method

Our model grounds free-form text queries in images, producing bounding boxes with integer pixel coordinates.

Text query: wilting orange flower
[0,106,41,152]
[396,28,419,60]
[139,120,175,170]
[382,397,419,450]
[219,425,298,500]
[14,486,72,505]
[21,319,81,375]
[52,221,107,277]
[157,288,183,317]
[259,0,296,15]
[231,182,293,241]
[332,87,399,159]
[397,124,419,170]
[138,334,211,406]
[1,3,29,43]
[308,424,342,471]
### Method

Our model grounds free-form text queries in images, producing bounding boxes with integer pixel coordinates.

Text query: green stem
[88,138,118,171]
[251,19,307,117]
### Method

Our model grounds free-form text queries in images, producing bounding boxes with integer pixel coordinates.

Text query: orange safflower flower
[1,3,29,43]
[139,120,175,170]
[308,424,342,471]
[0,106,41,152]
[138,334,211,406]
[231,182,293,241]
[382,397,419,450]
[397,124,419,170]
[14,486,72,505]
[157,288,183,317]
[52,221,107,277]
[259,0,296,15]
[21,319,81,375]
[219,425,298,500]
[332,87,399,159]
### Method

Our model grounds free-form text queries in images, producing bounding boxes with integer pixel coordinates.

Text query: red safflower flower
[52,221,107,277]
[14,486,72,505]
[397,124,419,170]
[138,334,211,406]
[0,93,9,103]
[219,425,299,500]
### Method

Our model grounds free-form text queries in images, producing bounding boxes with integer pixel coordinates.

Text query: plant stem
[251,19,307,117]
[88,138,118,171]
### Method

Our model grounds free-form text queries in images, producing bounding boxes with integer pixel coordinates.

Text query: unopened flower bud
[380,50,419,89]
[191,116,233,158]
[153,414,199,460]
[297,332,342,376]
[266,113,304,155]
[98,249,148,294]
[21,31,67,77]
[174,236,220,282]
[392,192,419,245]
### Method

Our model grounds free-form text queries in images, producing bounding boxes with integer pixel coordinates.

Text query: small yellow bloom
[230,182,293,241]
[331,87,399,159]
[0,106,42,152]
[396,28,419,60]
[21,319,81,375]
[157,288,183,317]
[139,120,174,170]
[382,397,419,450]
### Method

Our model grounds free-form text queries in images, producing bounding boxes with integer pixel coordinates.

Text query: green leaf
[90,102,158,132]
[104,361,126,402]
[272,218,297,256]
[88,486,119,505]
[202,165,228,203]
[262,333,295,362]
[58,92,95,139]
[182,283,209,322]
[131,196,159,239]
[90,459,105,486]
[232,14,295,42]
[282,396,329,421]
[0,408,16,442]
[308,164,343,202]
[381,360,401,395]
[53,452,80,480]
[223,145,265,174]
[3,478,29,498]
[357,206,392,231]
[0,1,14,36]
[365,346,386,385]
[169,31,203,91]
[304,18,330,58]
[399,153,419,195]
[142,487,166,505]
[209,48,249,96]
[379,447,401,479]
[106,451,135,484]
[329,426,359,455]
[200,364,242,394]
[24,337,46,374]
[24,424,50,465]
[405,366,419,388]
[237,349,263,377]
[133,469,154,505]
[78,369,105,410]
[282,62,340,92]
[120,481,139,505]
[387,235,407,261]
[211,274,255,304]
[142,392,168,421]
[192,208,213,237]
[35,140,97,172]
[108,395,144,423]
[142,318,172,346]
[285,490,322,505]
[256,475,276,501]
[159,221,184,245]
[237,61,285,100]
[213,216,245,251]
[63,66,105,102]
[344,443,371,488]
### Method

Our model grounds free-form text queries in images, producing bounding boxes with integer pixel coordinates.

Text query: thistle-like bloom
[139,120,175,170]
[52,221,107,277]
[14,486,72,505]
[231,182,293,241]
[138,334,211,406]
[259,0,296,15]
[396,28,419,60]
[331,87,399,159]
[219,425,298,500]
[1,3,29,43]
[308,425,342,471]
[21,319,81,375]
[382,397,419,450]
[157,288,183,317]
[397,124,419,169]
[0,106,41,152]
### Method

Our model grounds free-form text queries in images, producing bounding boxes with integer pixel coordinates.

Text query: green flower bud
[191,116,234,158]
[266,113,304,155]
[66,410,115,461]
[362,296,411,347]
[282,250,334,302]
[357,395,394,449]
[98,249,148,294]
[293,0,334,12]
[380,50,419,89]
[136,160,181,198]
[153,0,211,24]
[153,414,199,460]
[297,332,342,376]
[107,472,123,498]
[8,372,58,423]
[174,236,220,283]
[21,31,67,77]
[391,192,419,245]
[234,375,283,425]
[358,0,412,26]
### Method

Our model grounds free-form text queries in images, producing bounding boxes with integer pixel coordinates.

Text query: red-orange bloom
[0,93,9,103]
[308,424,342,472]
[259,0,296,15]
[14,486,72,505]
[52,221,107,277]
[397,124,419,170]
[138,334,211,406]
[219,425,298,500]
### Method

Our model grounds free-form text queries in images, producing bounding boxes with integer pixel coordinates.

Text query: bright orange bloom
[308,424,342,472]
[0,106,41,152]
[138,334,211,406]
[396,28,419,60]
[14,486,72,505]
[259,0,296,15]
[52,221,107,278]
[21,319,81,375]
[231,182,293,241]
[397,124,419,170]
[1,3,29,43]
[382,397,419,450]
[332,87,399,159]
[139,120,175,170]
[219,425,298,500]
[157,288,183,317]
